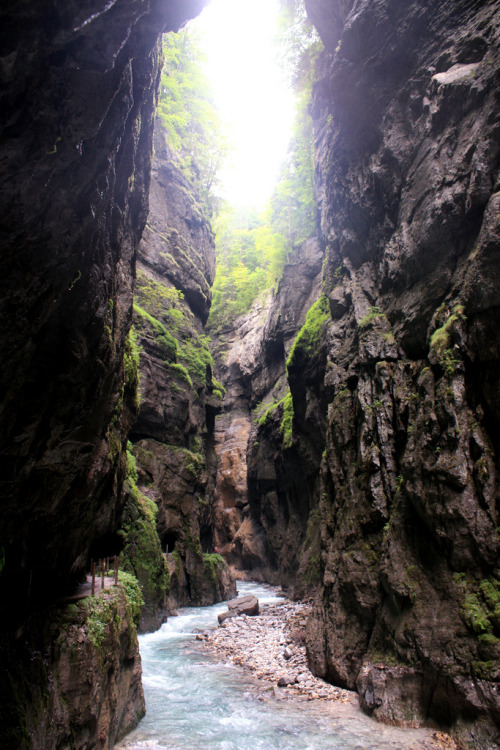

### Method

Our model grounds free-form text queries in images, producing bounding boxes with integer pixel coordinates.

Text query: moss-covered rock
[119,446,169,632]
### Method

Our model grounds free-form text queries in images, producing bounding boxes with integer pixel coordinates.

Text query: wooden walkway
[59,574,118,603]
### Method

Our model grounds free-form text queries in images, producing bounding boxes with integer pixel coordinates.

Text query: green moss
[280,391,294,449]
[107,425,121,463]
[119,446,169,616]
[212,377,226,400]
[287,295,330,371]
[135,270,184,318]
[185,450,203,477]
[178,333,213,389]
[257,398,282,427]
[116,569,144,627]
[458,574,500,637]
[134,302,170,337]
[172,549,181,570]
[166,362,193,388]
[203,553,226,583]
[358,306,387,328]
[157,332,178,362]
[79,592,122,649]
[257,389,294,449]
[429,304,466,374]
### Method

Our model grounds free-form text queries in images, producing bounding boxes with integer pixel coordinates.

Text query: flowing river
[117,582,440,750]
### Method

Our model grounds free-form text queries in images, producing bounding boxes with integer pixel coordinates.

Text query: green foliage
[81,594,121,649]
[208,8,319,331]
[358,306,387,329]
[179,333,213,388]
[166,362,193,388]
[134,271,184,327]
[429,304,466,376]
[203,553,226,583]
[116,570,144,627]
[134,271,217,392]
[277,0,322,91]
[124,326,141,409]
[208,206,285,329]
[79,571,143,648]
[257,396,285,427]
[287,294,330,370]
[134,303,170,337]
[280,391,294,449]
[457,573,500,636]
[159,29,227,214]
[256,389,294,449]
[119,446,170,613]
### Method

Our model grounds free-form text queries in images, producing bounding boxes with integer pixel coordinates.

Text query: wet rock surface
[1,581,145,750]
[298,1,500,746]
[127,122,235,621]
[0,1,207,747]
[211,238,324,585]
[218,594,259,623]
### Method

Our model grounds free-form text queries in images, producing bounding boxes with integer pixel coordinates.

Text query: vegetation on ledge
[119,445,169,626]
[286,294,330,371]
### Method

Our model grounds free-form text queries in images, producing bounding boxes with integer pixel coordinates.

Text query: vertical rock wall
[300,0,500,744]
[0,1,206,746]
[212,238,324,586]
[129,127,236,614]
[0,0,206,619]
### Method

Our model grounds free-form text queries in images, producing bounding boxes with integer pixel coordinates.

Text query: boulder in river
[218,595,259,624]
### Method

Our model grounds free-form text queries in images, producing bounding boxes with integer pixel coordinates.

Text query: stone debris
[218,594,259,624]
[199,598,356,704]
[197,596,460,750]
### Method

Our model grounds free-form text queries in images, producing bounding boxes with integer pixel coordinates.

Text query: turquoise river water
[117,582,438,750]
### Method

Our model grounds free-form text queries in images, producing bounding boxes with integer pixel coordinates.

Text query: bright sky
[190,0,296,209]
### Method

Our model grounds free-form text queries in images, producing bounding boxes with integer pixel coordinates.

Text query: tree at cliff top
[208,3,320,332]
[159,28,227,215]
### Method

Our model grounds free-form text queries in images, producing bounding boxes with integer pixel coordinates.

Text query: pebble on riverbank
[196,597,459,750]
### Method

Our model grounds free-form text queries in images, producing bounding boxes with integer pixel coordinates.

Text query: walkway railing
[90,556,120,595]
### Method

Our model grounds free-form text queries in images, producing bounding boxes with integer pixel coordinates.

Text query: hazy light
[191,0,295,209]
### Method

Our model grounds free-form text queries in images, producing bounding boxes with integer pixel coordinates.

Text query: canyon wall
[299,0,499,745]
[127,127,235,622]
[0,0,205,623]
[212,237,324,585]
[7,576,145,750]
[0,1,206,746]
[211,1,499,745]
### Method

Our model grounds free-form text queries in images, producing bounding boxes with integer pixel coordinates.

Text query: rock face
[293,0,500,745]
[128,125,236,617]
[0,0,206,618]
[0,0,206,746]
[1,579,144,750]
[211,238,324,584]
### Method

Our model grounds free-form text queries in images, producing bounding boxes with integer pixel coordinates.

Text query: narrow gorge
[0,1,499,749]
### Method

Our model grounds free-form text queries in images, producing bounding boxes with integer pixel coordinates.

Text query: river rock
[277,675,297,687]
[218,594,259,624]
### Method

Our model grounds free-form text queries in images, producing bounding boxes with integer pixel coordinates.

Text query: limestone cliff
[211,237,324,585]
[127,125,236,620]
[296,0,500,745]
[2,575,144,750]
[0,1,206,746]
[210,0,499,744]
